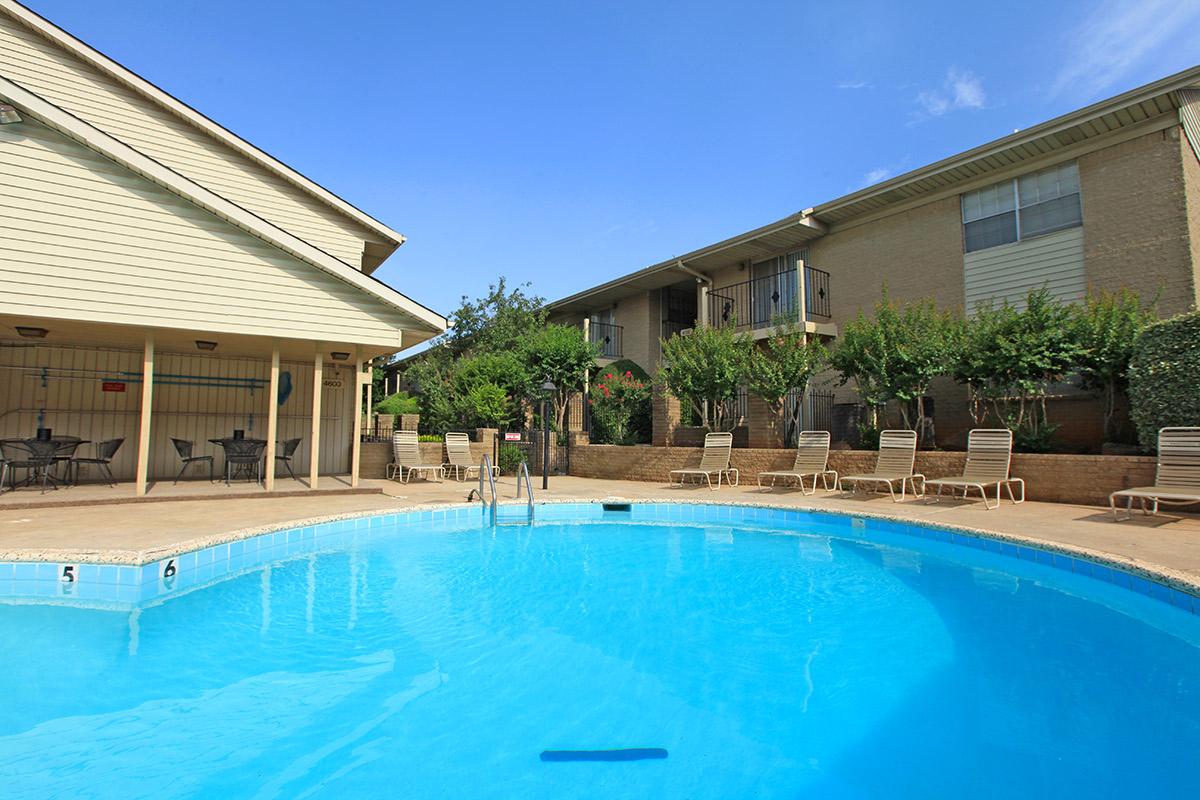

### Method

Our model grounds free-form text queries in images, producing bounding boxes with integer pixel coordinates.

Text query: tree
[746,319,827,419]
[1071,289,1156,442]
[954,287,1085,451]
[444,278,546,356]
[451,351,534,417]
[829,288,959,444]
[462,381,515,429]
[1128,311,1200,449]
[828,307,890,428]
[659,324,753,431]
[522,324,598,432]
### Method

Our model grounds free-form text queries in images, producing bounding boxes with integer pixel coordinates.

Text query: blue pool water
[1,504,1199,798]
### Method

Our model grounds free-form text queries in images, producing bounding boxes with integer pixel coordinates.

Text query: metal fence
[784,388,835,446]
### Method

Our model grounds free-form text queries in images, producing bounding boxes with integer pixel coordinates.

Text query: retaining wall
[567,444,1159,507]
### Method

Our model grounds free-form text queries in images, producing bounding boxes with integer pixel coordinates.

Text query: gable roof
[0,73,446,335]
[0,0,405,259]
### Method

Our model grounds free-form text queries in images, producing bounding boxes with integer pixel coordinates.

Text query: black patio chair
[171,438,214,484]
[1,439,60,493]
[72,438,124,487]
[51,437,83,485]
[224,438,266,486]
[276,438,302,480]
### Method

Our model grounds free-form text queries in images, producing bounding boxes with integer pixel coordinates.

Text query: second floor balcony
[708,265,831,332]
[588,320,623,358]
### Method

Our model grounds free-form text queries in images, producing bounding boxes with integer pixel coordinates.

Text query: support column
[796,257,808,326]
[582,317,591,395]
[310,349,322,489]
[135,334,154,496]
[698,283,710,326]
[364,360,373,439]
[351,345,364,488]
[652,384,681,447]
[265,345,280,491]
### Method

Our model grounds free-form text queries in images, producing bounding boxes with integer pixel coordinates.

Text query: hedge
[1128,311,1200,449]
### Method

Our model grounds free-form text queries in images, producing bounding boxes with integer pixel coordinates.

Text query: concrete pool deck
[1,476,1199,594]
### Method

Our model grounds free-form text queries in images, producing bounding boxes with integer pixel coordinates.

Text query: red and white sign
[101,381,126,393]
[504,432,521,442]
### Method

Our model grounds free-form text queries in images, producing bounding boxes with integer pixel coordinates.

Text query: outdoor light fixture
[330,351,351,361]
[0,103,21,124]
[195,340,217,351]
[15,326,48,338]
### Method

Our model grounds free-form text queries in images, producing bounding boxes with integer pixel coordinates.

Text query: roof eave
[0,0,407,247]
[0,75,446,334]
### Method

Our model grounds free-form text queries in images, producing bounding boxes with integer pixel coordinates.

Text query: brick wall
[568,444,1157,506]
[1080,127,1196,316]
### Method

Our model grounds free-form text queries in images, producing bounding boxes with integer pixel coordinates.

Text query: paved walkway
[2,476,1198,592]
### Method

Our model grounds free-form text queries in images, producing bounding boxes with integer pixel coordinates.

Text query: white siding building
[0,0,445,493]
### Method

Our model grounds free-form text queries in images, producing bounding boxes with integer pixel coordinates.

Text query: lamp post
[541,377,556,490]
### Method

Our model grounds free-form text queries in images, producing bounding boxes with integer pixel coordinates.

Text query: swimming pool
[0,502,1198,798]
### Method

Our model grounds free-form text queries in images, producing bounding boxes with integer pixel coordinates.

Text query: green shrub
[461,381,515,428]
[497,443,528,474]
[590,370,651,444]
[1128,311,1200,449]
[374,391,420,416]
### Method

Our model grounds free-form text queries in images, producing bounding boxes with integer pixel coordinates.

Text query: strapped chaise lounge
[442,432,497,482]
[387,430,444,483]
[1110,427,1200,521]
[757,430,838,494]
[670,432,739,490]
[838,429,924,502]
[925,428,1024,510]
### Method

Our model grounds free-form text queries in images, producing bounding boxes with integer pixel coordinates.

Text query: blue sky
[25,0,1200,324]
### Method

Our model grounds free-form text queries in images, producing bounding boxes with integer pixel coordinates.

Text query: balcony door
[750,251,801,327]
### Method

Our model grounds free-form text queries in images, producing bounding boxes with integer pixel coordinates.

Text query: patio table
[0,437,88,491]
[209,438,268,485]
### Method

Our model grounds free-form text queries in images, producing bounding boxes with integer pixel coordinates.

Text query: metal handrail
[515,461,535,521]
[479,454,498,525]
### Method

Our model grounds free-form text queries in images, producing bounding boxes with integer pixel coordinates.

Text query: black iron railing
[588,321,623,358]
[661,319,691,340]
[804,266,831,320]
[708,267,831,330]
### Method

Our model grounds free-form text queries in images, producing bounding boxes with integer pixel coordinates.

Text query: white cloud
[916,68,986,117]
[863,166,893,185]
[837,80,871,90]
[1051,0,1200,98]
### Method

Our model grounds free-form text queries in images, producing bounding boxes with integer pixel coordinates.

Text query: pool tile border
[0,499,1196,613]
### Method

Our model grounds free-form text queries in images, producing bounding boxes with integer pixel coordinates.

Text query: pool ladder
[475,455,534,525]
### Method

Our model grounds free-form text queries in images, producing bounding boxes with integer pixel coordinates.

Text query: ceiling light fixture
[195,340,218,351]
[330,351,351,361]
[15,326,48,338]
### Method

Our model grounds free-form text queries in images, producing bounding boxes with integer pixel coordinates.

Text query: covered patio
[0,316,426,501]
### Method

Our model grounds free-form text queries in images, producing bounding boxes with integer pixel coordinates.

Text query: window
[961,162,1081,253]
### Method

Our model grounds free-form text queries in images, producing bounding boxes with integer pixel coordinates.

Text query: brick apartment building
[548,66,1200,450]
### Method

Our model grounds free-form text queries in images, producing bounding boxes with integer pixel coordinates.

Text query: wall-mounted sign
[504,432,521,441]
[101,381,126,393]
[322,379,343,388]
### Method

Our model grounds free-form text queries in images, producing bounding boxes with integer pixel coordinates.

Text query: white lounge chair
[670,432,739,490]
[925,428,1024,510]
[1110,427,1200,520]
[838,429,924,502]
[757,431,837,494]
[386,430,444,483]
[442,432,496,482]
